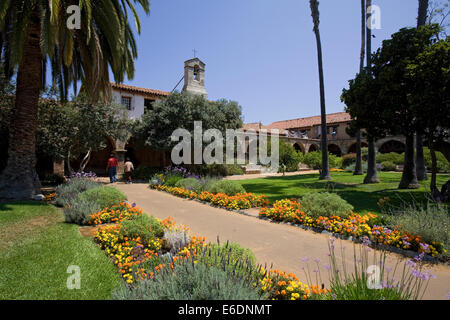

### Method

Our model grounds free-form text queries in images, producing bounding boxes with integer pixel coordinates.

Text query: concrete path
[115,182,450,300]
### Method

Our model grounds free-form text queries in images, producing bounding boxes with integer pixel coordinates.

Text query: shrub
[341,153,356,168]
[279,140,302,172]
[329,154,343,169]
[188,163,244,177]
[200,176,221,191]
[111,259,265,300]
[164,173,184,187]
[376,152,404,165]
[361,147,369,162]
[131,166,162,180]
[302,151,341,170]
[55,178,99,207]
[206,180,246,196]
[199,242,257,273]
[386,201,449,255]
[175,178,203,192]
[63,197,102,225]
[314,237,433,300]
[79,186,127,209]
[300,192,354,219]
[226,164,245,176]
[120,214,165,246]
[380,161,396,172]
[345,162,368,173]
[423,147,450,173]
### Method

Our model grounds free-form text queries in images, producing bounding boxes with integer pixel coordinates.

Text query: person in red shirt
[106,154,119,183]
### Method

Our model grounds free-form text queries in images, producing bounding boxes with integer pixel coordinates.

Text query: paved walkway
[115,182,450,300]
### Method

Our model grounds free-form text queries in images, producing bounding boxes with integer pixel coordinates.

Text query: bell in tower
[182,58,208,98]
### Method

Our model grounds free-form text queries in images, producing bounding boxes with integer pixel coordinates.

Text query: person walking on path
[106,153,118,183]
[124,157,134,184]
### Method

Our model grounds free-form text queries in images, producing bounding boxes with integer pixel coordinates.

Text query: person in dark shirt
[106,153,118,183]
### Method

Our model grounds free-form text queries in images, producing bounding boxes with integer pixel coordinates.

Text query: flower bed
[91,201,327,300]
[89,202,143,225]
[152,184,269,210]
[258,269,330,300]
[259,199,444,257]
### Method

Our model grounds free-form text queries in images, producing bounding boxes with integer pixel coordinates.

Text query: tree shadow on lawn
[0,201,49,213]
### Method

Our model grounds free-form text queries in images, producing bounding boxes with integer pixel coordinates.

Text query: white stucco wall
[112,91,161,120]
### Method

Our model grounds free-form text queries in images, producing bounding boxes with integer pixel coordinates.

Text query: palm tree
[364,0,380,184]
[309,0,331,180]
[354,0,366,176]
[0,0,150,200]
[415,0,430,181]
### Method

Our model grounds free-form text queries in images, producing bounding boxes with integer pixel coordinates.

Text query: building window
[121,96,132,110]
[144,99,155,113]
[332,126,338,136]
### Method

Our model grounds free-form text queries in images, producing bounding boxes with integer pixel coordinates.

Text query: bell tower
[182,58,208,98]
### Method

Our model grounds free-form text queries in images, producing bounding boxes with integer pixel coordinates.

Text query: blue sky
[121,0,425,125]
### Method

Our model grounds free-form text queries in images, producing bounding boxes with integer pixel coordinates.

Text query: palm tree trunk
[364,137,380,183]
[310,0,330,180]
[354,0,366,176]
[399,134,420,189]
[363,0,379,184]
[417,0,429,26]
[415,0,429,181]
[0,8,42,200]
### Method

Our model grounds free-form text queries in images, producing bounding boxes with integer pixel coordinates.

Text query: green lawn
[240,172,449,215]
[0,201,121,299]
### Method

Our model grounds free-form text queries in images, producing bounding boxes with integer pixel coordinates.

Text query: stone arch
[347,141,368,154]
[85,137,116,175]
[308,144,319,153]
[293,142,305,154]
[328,144,342,157]
[379,140,406,154]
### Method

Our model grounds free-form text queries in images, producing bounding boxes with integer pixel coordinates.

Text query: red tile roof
[267,112,351,130]
[111,82,171,97]
[242,123,288,136]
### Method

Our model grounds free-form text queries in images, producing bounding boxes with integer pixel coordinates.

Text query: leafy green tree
[371,25,440,189]
[132,91,243,150]
[406,37,450,199]
[37,94,131,173]
[0,0,149,200]
[342,70,385,184]
[309,0,331,180]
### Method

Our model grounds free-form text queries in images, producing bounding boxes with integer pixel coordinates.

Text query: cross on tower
[192,49,198,58]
